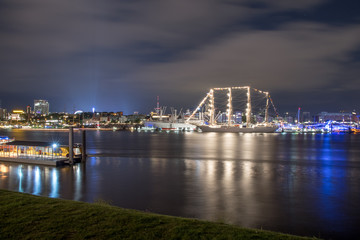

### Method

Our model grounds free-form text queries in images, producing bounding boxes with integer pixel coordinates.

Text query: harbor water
[1,129,360,239]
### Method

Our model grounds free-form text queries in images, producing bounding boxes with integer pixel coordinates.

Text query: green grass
[0,189,318,239]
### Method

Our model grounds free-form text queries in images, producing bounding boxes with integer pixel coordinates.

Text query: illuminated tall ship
[186,86,278,133]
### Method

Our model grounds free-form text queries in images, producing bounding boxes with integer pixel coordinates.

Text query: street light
[52,143,58,158]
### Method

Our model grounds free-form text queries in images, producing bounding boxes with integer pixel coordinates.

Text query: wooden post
[69,127,74,165]
[81,130,87,162]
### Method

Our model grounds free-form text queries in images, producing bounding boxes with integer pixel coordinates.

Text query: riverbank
[0,127,114,131]
[0,190,316,239]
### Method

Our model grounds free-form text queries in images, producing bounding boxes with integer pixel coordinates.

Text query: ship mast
[209,89,215,125]
[265,92,269,123]
[227,88,232,126]
[246,86,251,127]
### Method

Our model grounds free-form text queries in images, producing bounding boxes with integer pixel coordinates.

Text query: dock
[0,156,68,167]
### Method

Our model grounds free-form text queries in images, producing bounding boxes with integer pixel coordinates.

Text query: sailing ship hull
[198,125,278,133]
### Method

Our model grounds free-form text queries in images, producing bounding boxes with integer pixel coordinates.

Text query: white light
[52,143,58,148]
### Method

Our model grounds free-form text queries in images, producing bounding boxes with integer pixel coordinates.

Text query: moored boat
[351,128,360,133]
[144,121,197,131]
[0,136,15,144]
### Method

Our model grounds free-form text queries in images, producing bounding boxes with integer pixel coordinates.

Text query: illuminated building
[317,112,353,123]
[302,112,311,122]
[234,111,243,123]
[285,116,294,123]
[34,100,49,115]
[10,110,25,121]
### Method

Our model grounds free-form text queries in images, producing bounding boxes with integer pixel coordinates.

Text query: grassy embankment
[0,190,318,239]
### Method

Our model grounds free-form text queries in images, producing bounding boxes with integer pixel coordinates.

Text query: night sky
[1,0,360,114]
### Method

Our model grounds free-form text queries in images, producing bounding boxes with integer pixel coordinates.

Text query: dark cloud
[0,0,359,113]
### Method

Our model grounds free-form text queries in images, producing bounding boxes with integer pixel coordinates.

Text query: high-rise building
[34,100,49,115]
[0,108,6,120]
[26,106,31,114]
[26,106,32,121]
[302,112,311,123]
[0,100,4,120]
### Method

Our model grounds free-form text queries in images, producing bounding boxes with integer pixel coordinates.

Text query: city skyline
[1,1,360,114]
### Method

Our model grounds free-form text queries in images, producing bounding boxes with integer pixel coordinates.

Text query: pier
[0,141,69,166]
[0,129,86,167]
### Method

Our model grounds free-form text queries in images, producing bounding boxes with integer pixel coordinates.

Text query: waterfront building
[234,111,243,123]
[118,115,127,123]
[351,111,359,123]
[10,110,25,121]
[126,114,146,123]
[34,100,49,115]
[317,112,353,122]
[100,115,110,123]
[284,112,296,123]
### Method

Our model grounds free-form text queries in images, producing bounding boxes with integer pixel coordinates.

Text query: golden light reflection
[223,160,234,183]
[203,160,218,220]
[1,165,8,173]
[239,160,259,226]
[240,134,256,160]
[222,133,235,160]
[242,161,252,182]
[0,164,9,179]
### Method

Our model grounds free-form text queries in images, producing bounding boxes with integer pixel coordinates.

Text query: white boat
[144,121,197,131]
[142,107,197,131]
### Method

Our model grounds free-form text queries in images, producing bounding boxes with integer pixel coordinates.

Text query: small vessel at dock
[0,136,15,144]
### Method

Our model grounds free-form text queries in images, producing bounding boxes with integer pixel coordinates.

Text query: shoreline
[0,189,316,239]
[0,127,116,131]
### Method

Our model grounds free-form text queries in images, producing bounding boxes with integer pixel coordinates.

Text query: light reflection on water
[0,130,360,239]
[50,169,58,198]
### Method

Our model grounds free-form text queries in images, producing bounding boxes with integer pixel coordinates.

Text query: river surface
[1,129,360,239]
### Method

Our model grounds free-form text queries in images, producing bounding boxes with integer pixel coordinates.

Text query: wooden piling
[81,130,87,162]
[69,127,74,165]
